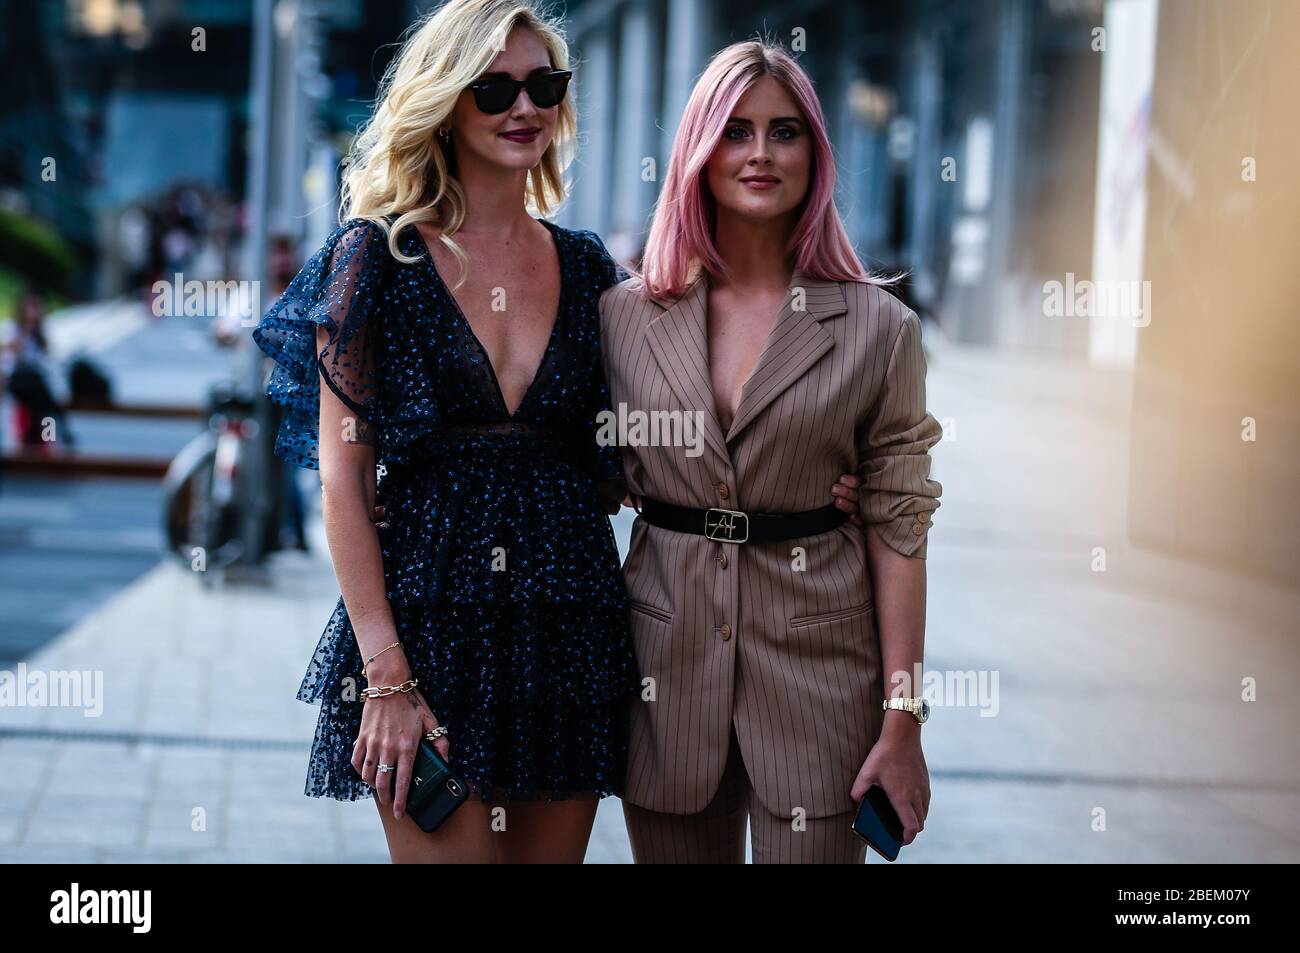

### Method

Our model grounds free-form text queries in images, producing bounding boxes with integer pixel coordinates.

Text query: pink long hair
[636,41,877,300]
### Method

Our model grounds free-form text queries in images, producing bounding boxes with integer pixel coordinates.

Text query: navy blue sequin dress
[252,216,640,802]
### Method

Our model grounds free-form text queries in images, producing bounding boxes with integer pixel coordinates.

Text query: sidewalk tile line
[4,727,1299,796]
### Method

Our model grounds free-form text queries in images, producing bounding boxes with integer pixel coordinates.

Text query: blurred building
[559,0,1108,357]
[0,1,96,297]
[1129,0,1300,584]
[0,0,413,298]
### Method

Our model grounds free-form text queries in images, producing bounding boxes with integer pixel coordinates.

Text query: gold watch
[882,696,930,725]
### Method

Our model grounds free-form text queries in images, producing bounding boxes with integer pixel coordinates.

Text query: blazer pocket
[629,600,674,626]
[788,599,874,628]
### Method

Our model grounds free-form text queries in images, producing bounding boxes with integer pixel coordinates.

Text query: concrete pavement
[0,299,234,665]
[2,339,1298,863]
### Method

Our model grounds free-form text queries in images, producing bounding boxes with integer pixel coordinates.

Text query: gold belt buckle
[705,507,749,544]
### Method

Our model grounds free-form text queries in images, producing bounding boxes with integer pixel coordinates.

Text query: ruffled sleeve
[251,219,391,469]
[578,230,631,495]
[856,308,944,557]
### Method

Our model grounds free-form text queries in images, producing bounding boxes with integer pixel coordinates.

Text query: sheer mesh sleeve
[251,219,391,469]
[579,230,631,490]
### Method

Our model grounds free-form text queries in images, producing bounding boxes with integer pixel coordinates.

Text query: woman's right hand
[352,663,449,819]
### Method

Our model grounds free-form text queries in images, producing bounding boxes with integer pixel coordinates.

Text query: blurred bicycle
[164,236,309,584]
[161,379,276,584]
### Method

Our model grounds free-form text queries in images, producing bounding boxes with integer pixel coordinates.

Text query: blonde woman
[601,41,941,863]
[251,0,642,863]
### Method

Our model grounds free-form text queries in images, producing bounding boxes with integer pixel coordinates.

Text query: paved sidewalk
[0,515,634,862]
[2,343,1298,863]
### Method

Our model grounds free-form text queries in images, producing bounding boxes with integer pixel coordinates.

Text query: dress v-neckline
[415,217,566,420]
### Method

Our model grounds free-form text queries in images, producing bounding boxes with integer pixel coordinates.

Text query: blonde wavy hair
[339,0,576,288]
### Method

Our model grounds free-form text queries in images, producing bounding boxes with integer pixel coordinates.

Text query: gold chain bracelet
[359,678,419,700]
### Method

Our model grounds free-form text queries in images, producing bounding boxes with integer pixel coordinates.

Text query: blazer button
[717,482,730,500]
[911,522,925,536]
[917,511,931,523]
[720,623,732,641]
[718,550,729,569]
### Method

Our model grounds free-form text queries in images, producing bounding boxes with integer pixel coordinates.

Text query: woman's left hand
[850,717,930,846]
[830,473,863,526]
[596,479,629,515]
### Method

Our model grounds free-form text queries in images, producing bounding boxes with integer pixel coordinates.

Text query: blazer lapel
[642,273,731,462]
[725,269,845,443]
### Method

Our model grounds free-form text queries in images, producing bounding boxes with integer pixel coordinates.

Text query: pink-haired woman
[599,41,943,863]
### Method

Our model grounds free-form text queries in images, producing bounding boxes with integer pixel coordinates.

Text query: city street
[0,301,242,665]
[0,0,1294,886]
[3,325,1297,863]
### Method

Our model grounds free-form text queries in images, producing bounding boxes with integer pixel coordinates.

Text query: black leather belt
[639,498,849,544]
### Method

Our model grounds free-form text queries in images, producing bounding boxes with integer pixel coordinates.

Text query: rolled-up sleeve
[856,309,943,558]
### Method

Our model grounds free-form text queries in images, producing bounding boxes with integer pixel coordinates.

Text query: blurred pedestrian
[261,234,309,553]
[211,232,309,554]
[1,290,75,451]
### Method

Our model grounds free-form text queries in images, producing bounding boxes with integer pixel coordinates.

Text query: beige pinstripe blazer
[599,268,943,818]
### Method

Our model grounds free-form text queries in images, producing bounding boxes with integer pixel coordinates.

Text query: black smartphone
[406,738,469,834]
[851,784,905,861]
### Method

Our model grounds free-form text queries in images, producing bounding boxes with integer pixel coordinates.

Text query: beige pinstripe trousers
[622,728,868,864]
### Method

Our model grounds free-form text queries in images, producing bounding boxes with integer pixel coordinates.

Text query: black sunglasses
[466,69,572,115]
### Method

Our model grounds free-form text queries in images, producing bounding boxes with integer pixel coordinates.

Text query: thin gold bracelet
[361,641,402,679]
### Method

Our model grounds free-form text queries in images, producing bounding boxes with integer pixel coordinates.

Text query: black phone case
[406,738,469,833]
[851,784,905,861]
